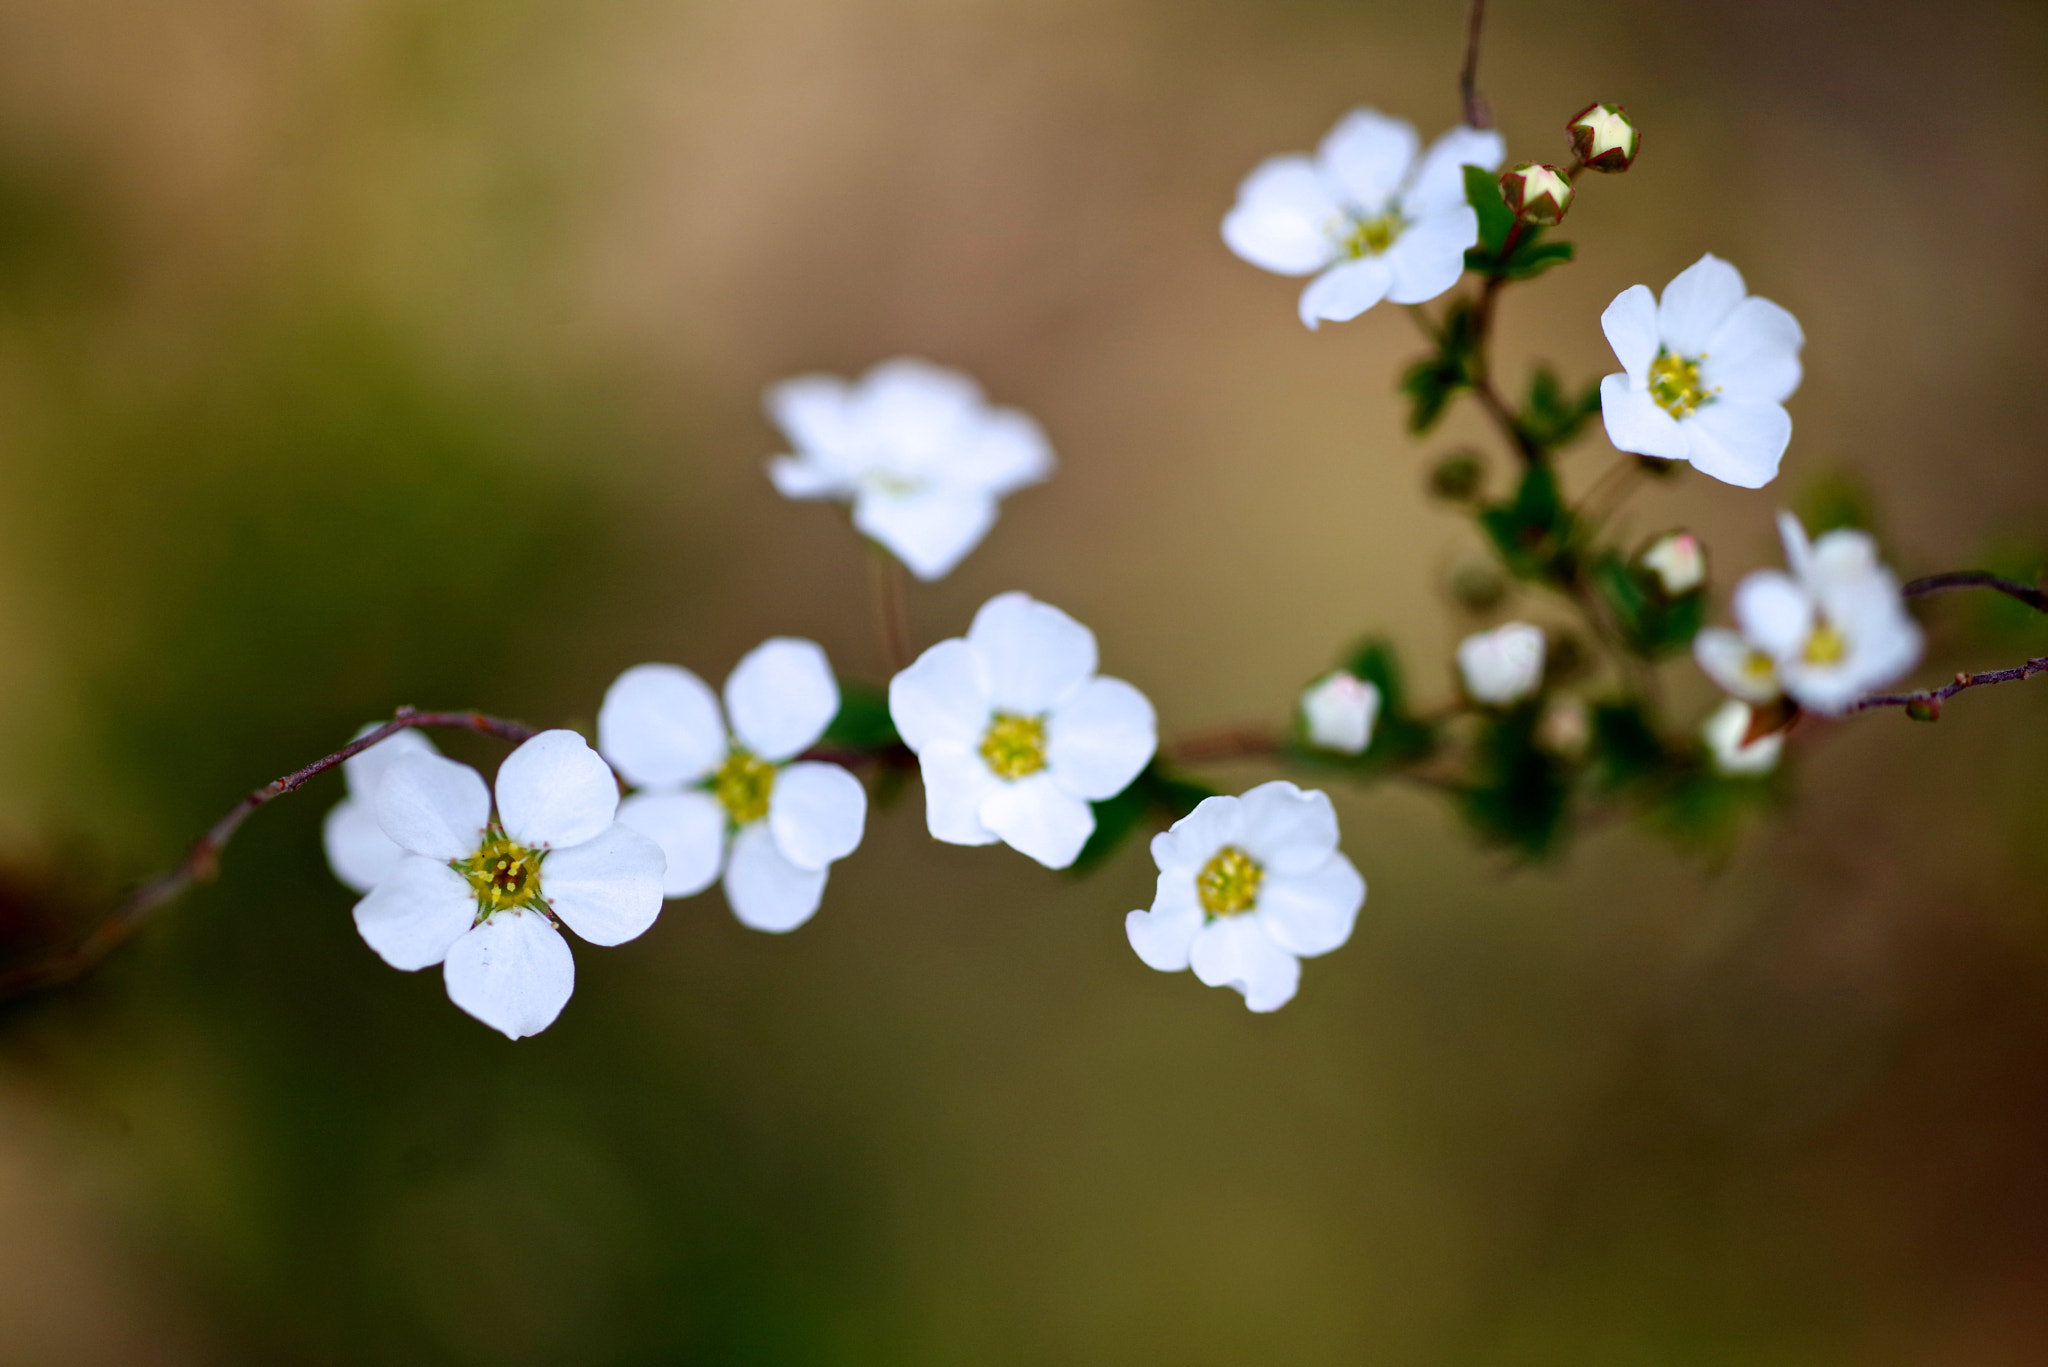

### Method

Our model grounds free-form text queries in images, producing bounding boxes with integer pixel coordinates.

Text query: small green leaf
[1342,638,1438,766]
[1591,551,1705,657]
[1588,701,1665,792]
[1464,164,1514,255]
[823,679,899,750]
[1458,703,1570,857]
[1479,463,1578,584]
[1070,765,1218,874]
[1502,237,1574,281]
[1517,366,1602,453]
[1398,300,1479,434]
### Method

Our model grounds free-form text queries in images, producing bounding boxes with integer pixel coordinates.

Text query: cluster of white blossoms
[1224,108,1504,328]
[1695,511,1922,718]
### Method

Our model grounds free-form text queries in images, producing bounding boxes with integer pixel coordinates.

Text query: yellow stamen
[980,713,1048,780]
[461,833,545,916]
[713,747,777,825]
[1197,846,1264,918]
[1648,350,1716,418]
[1804,621,1848,665]
[1344,212,1404,259]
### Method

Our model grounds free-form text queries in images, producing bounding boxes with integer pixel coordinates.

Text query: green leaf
[1502,237,1574,281]
[1398,300,1479,434]
[1517,366,1602,453]
[1464,164,1513,255]
[823,679,899,750]
[1590,551,1705,657]
[1457,703,1570,857]
[1478,462,1578,584]
[1588,701,1665,792]
[1070,765,1218,874]
[1342,638,1438,766]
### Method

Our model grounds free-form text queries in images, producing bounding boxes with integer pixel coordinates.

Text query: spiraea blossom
[323,724,440,894]
[889,592,1156,869]
[1599,254,1804,488]
[1457,622,1546,705]
[598,640,867,934]
[765,358,1054,581]
[1125,781,1365,1013]
[1223,108,1504,329]
[1694,512,1922,715]
[352,731,666,1039]
[1300,670,1380,755]
[1702,699,1783,776]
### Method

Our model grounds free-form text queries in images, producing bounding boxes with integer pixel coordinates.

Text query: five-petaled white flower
[889,592,1157,869]
[1223,108,1504,329]
[353,730,666,1040]
[1694,512,1921,715]
[1125,781,1365,1013]
[598,640,868,934]
[1599,254,1804,488]
[1457,622,1546,705]
[323,724,440,894]
[765,358,1054,581]
[1300,670,1380,755]
[1702,699,1783,776]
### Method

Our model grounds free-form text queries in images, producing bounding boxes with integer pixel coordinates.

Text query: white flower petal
[1403,124,1505,217]
[1298,257,1392,328]
[353,854,477,971]
[723,821,828,933]
[952,408,1054,496]
[1657,253,1747,357]
[765,372,859,462]
[978,771,1096,869]
[766,454,850,500]
[1315,108,1418,210]
[1600,284,1660,386]
[375,752,490,862]
[342,724,440,801]
[496,729,619,851]
[442,909,574,1040]
[1045,676,1157,801]
[1703,699,1782,775]
[854,487,998,581]
[855,358,984,465]
[1300,672,1379,755]
[726,637,839,762]
[889,638,991,754]
[1683,400,1791,489]
[1125,870,1204,973]
[1599,375,1691,462]
[1222,156,1343,275]
[1257,854,1365,958]
[916,742,1002,847]
[597,663,725,790]
[1233,781,1340,876]
[324,798,406,894]
[1733,571,1814,659]
[1776,510,1817,583]
[1701,296,1803,405]
[1693,627,1782,703]
[616,790,726,899]
[768,761,867,871]
[967,591,1100,714]
[1383,209,1477,305]
[1190,919,1301,1013]
[1151,795,1244,875]
[540,823,666,947]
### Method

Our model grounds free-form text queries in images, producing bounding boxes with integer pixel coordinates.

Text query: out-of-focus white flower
[889,592,1156,869]
[1705,512,1922,715]
[1702,699,1783,775]
[1223,108,1504,329]
[1124,781,1364,1013]
[324,725,440,894]
[598,640,867,934]
[1598,254,1804,488]
[353,730,666,1039]
[1693,627,1783,703]
[765,358,1053,581]
[1457,622,1546,705]
[1300,671,1380,755]
[1641,531,1706,596]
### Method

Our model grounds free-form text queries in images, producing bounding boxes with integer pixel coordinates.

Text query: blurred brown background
[0,0,2045,1361]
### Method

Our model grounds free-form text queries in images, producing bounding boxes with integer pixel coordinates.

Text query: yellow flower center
[1197,846,1264,918]
[1648,350,1716,418]
[980,712,1048,780]
[461,833,545,916]
[713,747,777,825]
[1344,211,1404,258]
[1803,620,1848,666]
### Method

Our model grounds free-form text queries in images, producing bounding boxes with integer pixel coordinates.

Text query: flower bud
[1702,699,1782,775]
[1537,697,1590,758]
[1449,559,1507,613]
[1566,103,1638,173]
[1498,163,1573,226]
[1428,450,1485,504]
[1640,531,1705,596]
[1456,622,1545,706]
[1299,671,1381,755]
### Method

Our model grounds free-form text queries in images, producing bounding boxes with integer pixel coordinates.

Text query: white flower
[1697,512,1921,715]
[1124,781,1365,1013]
[1598,254,1804,488]
[1641,531,1706,596]
[1300,671,1380,755]
[1702,699,1783,776]
[323,724,440,894]
[353,730,666,1039]
[1223,108,1504,329]
[765,358,1054,581]
[889,592,1156,869]
[1457,622,1546,705]
[597,639,868,934]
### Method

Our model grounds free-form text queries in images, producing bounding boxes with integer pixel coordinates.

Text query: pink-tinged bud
[1300,671,1381,755]
[1537,697,1590,758]
[1499,163,1573,226]
[1640,531,1705,596]
[1567,103,1638,173]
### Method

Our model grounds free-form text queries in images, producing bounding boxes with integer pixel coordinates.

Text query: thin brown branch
[868,543,913,675]
[1168,723,1286,766]
[1459,0,1492,129]
[0,708,539,1000]
[1902,571,2048,614]
[1851,658,2048,717]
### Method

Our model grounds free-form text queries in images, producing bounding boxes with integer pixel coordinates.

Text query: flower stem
[1459,0,1491,129]
[867,543,914,676]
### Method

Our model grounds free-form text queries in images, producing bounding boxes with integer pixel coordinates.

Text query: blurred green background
[1,0,2047,1361]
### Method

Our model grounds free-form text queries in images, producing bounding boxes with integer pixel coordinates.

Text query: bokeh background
[0,0,2046,1361]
